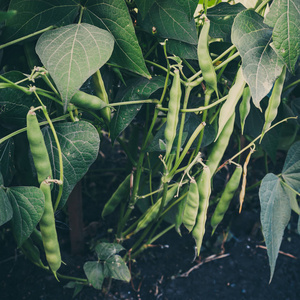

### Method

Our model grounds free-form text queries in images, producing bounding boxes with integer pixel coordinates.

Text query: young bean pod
[260,66,286,141]
[164,69,181,160]
[197,17,218,96]
[135,184,179,233]
[239,86,251,135]
[27,108,52,184]
[39,180,61,278]
[215,67,245,140]
[182,178,199,232]
[206,113,236,177]
[192,165,211,256]
[70,91,107,111]
[210,165,242,234]
[102,173,131,218]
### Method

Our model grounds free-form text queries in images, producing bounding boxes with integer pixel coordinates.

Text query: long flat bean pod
[211,165,242,234]
[206,113,236,177]
[182,178,199,232]
[197,17,218,95]
[192,165,211,256]
[39,180,61,278]
[135,184,178,233]
[102,173,131,218]
[164,69,181,160]
[27,108,52,184]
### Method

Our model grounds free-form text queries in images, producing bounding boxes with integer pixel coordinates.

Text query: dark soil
[1,207,300,300]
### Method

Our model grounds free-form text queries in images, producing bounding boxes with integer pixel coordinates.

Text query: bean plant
[0,0,299,295]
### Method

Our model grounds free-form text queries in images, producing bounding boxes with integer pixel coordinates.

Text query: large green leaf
[43,121,100,209]
[0,185,13,227]
[110,76,167,143]
[82,0,150,79]
[175,0,198,20]
[141,0,198,45]
[166,40,197,60]
[106,255,131,282]
[0,138,15,186]
[83,261,106,290]
[36,23,114,109]
[7,186,45,246]
[259,173,292,282]
[207,2,246,42]
[135,0,156,19]
[0,71,49,127]
[2,0,80,42]
[282,141,300,193]
[232,9,284,110]
[95,243,125,261]
[264,0,300,73]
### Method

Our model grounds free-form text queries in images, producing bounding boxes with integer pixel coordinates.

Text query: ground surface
[1,208,300,300]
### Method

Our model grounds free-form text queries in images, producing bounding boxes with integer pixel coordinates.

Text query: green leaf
[2,0,80,42]
[135,0,156,19]
[0,71,49,127]
[83,261,106,290]
[141,0,198,45]
[175,0,198,20]
[7,186,45,246]
[207,2,246,42]
[0,138,15,186]
[82,0,150,79]
[232,9,284,110]
[36,23,114,109]
[95,242,125,261]
[264,0,300,73]
[0,187,13,226]
[105,255,131,282]
[43,121,100,209]
[282,141,300,193]
[64,281,84,299]
[110,76,167,143]
[259,173,292,282]
[166,40,197,60]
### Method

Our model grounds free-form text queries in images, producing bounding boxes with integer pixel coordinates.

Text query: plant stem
[283,79,300,92]
[0,26,54,50]
[109,99,159,107]
[255,0,272,14]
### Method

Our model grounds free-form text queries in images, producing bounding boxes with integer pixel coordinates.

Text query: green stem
[176,85,193,161]
[0,75,31,94]
[144,41,159,59]
[0,26,54,50]
[283,79,300,92]
[280,179,300,197]
[78,5,84,24]
[255,0,272,13]
[57,273,88,284]
[0,115,69,145]
[109,99,159,107]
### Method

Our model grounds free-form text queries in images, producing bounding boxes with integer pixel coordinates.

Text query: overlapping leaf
[43,121,100,209]
[175,0,198,20]
[83,0,150,79]
[207,2,245,42]
[259,173,292,282]
[141,0,198,45]
[265,0,300,73]
[106,255,131,282]
[83,261,106,290]
[0,186,13,226]
[36,23,114,109]
[95,243,125,261]
[282,141,300,193]
[232,9,284,110]
[2,0,79,42]
[7,186,45,246]
[110,76,167,143]
[0,138,15,186]
[135,0,156,19]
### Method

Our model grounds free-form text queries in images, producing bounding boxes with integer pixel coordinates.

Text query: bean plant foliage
[0,0,299,295]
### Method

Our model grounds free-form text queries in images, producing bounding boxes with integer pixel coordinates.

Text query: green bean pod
[175,193,187,235]
[260,66,286,141]
[215,67,245,140]
[206,112,236,177]
[182,178,199,232]
[192,165,211,256]
[135,184,178,233]
[39,180,61,278]
[239,86,251,135]
[102,173,131,218]
[27,109,52,184]
[21,237,48,269]
[70,91,107,111]
[211,165,243,234]
[164,69,181,160]
[197,18,218,95]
